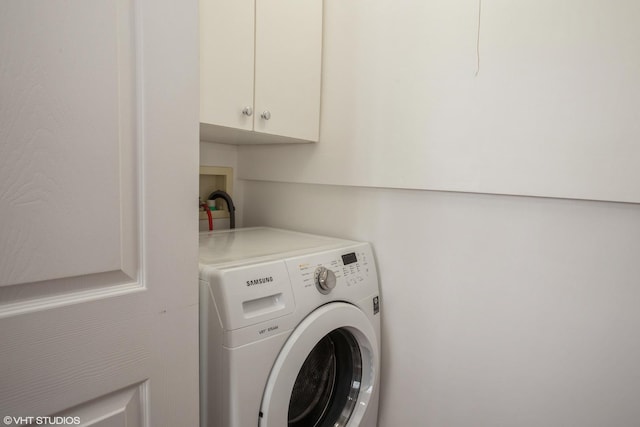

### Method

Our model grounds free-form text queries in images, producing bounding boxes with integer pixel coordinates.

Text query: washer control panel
[292,246,373,295]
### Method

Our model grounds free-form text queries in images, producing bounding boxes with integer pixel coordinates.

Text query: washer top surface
[199,227,357,267]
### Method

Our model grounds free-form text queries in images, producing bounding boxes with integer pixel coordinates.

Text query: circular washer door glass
[288,328,362,427]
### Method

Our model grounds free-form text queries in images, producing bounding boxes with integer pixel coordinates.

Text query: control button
[315,266,336,294]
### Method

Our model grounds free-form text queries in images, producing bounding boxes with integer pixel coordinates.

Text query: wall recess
[199,166,233,223]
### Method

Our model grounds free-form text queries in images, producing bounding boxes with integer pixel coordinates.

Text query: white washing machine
[199,227,381,427]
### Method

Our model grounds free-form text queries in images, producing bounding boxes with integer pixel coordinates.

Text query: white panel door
[0,0,199,425]
[200,0,255,130]
[254,0,323,141]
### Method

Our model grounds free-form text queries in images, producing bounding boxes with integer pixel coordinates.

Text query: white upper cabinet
[200,0,254,132]
[200,0,323,144]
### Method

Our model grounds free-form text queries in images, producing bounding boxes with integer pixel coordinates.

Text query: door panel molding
[53,382,148,427]
[0,271,141,319]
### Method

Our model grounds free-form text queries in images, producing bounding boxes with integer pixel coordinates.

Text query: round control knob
[242,106,253,116]
[315,266,336,294]
[261,110,271,120]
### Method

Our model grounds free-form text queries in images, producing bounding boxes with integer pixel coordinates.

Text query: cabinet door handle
[261,111,271,120]
[242,106,253,117]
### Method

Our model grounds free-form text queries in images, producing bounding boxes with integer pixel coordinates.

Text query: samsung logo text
[246,276,274,286]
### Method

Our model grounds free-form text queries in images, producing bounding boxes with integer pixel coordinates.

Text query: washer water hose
[199,198,213,231]
[208,190,236,229]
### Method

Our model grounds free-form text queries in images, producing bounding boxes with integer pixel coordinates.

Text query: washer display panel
[259,302,378,427]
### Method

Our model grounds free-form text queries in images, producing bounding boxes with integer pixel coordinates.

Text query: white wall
[238,0,640,203]
[241,180,640,426]
[200,141,238,171]
[231,1,640,424]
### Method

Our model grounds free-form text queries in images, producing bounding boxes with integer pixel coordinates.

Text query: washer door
[259,302,378,427]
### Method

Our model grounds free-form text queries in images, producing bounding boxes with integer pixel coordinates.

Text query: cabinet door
[254,0,323,141]
[200,0,255,130]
